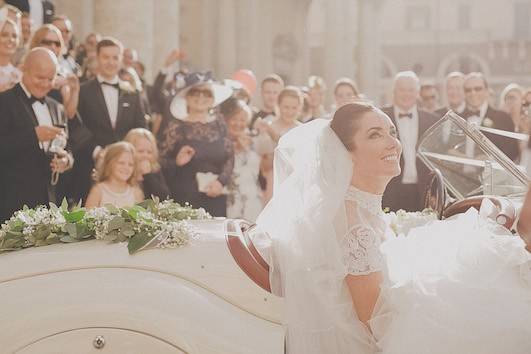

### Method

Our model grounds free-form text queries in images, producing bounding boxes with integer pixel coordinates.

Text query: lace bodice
[341,186,386,275]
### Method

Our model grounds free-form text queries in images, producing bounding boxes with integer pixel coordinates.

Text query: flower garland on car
[0,198,211,254]
[385,208,438,236]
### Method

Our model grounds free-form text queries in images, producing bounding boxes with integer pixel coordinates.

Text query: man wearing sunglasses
[462,72,519,161]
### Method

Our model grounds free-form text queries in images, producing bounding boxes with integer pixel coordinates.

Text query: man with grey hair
[382,71,439,212]
[0,47,73,222]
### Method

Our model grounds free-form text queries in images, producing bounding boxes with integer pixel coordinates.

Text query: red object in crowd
[231,69,257,96]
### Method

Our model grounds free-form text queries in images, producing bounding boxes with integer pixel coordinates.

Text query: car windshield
[417,111,530,200]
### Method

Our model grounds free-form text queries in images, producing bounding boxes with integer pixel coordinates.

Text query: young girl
[124,128,170,200]
[85,142,144,208]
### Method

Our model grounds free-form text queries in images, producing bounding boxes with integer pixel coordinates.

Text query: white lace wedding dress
[343,186,531,354]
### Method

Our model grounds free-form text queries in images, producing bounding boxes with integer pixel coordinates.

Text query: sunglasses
[188,88,213,98]
[464,86,484,93]
[41,39,61,48]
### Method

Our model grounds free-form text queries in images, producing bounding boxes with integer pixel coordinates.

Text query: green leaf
[34,225,51,240]
[107,216,124,231]
[63,209,85,223]
[64,223,78,238]
[60,198,69,211]
[127,232,153,254]
[104,230,120,242]
[120,224,135,237]
[105,204,119,214]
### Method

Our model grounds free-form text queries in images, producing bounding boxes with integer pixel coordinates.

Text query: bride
[255,102,531,354]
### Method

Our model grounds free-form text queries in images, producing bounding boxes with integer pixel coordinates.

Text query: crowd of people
[1,1,530,224]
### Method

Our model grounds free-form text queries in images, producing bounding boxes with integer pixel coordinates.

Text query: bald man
[0,47,72,223]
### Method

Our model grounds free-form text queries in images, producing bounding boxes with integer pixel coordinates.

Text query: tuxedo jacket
[0,84,66,222]
[381,106,440,211]
[72,79,146,201]
[461,106,520,161]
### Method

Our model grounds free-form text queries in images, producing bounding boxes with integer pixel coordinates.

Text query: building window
[405,5,431,30]
[514,2,531,39]
[457,4,470,30]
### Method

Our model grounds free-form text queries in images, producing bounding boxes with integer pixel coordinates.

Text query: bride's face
[349,111,402,179]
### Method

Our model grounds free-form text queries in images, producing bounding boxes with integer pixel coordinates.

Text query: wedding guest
[461,72,519,161]
[29,24,79,119]
[382,71,439,212]
[499,83,525,132]
[333,77,360,109]
[221,97,263,221]
[122,47,138,69]
[73,36,146,202]
[6,0,54,27]
[124,128,170,200]
[419,83,439,113]
[298,86,313,122]
[75,32,100,67]
[255,86,303,204]
[0,17,21,92]
[0,48,72,222]
[159,72,233,217]
[308,75,327,119]
[85,141,144,208]
[435,71,466,117]
[250,74,284,128]
[51,14,80,76]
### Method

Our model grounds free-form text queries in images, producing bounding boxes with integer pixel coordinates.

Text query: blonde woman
[0,18,21,92]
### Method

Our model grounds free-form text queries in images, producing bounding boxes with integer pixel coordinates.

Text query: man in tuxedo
[250,74,284,129]
[435,71,466,118]
[0,48,72,223]
[73,37,146,202]
[382,71,439,212]
[419,83,439,114]
[461,72,519,161]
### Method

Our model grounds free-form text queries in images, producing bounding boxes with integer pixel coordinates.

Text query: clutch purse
[196,172,228,194]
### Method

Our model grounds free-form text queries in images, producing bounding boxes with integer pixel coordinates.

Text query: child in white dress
[85,142,144,208]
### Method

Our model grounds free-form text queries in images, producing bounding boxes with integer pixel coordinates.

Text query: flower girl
[85,142,144,208]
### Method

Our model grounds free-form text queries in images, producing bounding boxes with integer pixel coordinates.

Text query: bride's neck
[350,173,388,195]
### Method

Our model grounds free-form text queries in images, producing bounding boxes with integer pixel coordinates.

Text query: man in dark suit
[382,71,439,212]
[0,48,72,223]
[461,72,519,161]
[6,0,54,26]
[72,37,146,202]
[434,71,466,118]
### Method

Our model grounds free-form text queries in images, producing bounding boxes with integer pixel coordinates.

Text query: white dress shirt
[20,82,53,151]
[29,0,44,29]
[465,101,489,158]
[394,106,419,184]
[97,75,119,129]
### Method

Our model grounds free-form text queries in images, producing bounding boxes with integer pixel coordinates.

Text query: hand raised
[175,145,195,166]
[35,126,62,142]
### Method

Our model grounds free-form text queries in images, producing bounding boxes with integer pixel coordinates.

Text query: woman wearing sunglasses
[29,24,79,120]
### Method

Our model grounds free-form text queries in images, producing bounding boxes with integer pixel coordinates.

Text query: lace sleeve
[158,120,183,172]
[341,225,384,275]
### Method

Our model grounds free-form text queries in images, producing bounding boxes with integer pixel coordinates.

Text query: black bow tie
[398,112,413,119]
[29,95,45,104]
[101,81,119,89]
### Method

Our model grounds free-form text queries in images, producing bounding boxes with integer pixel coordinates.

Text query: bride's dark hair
[330,102,379,151]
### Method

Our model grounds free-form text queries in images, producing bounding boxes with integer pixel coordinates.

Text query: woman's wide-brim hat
[170,71,233,120]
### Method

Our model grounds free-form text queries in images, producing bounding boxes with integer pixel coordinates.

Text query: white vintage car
[1,112,529,354]
[0,219,283,354]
